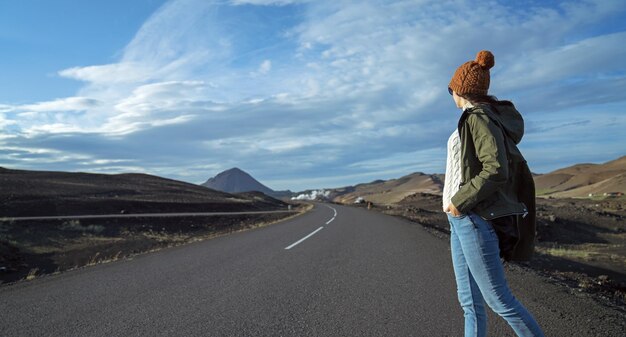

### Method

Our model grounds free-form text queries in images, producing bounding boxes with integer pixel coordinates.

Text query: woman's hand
[444,203,462,216]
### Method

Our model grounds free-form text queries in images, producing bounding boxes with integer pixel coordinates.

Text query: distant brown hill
[0,167,288,217]
[330,172,444,205]
[327,155,625,205]
[533,155,626,198]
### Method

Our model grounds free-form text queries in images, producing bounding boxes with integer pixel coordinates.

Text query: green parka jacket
[450,101,536,261]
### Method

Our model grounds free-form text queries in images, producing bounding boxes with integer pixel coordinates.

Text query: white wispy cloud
[251,59,272,76]
[1,0,624,190]
[59,63,153,84]
[0,113,17,129]
[18,97,102,112]
[498,31,626,92]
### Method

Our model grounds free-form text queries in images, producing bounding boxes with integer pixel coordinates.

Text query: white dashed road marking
[325,205,337,224]
[284,204,337,250]
[284,226,324,250]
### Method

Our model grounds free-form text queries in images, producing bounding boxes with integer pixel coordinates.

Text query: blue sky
[1,0,625,192]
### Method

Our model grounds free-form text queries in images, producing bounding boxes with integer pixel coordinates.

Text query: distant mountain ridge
[291,171,444,204]
[295,154,626,204]
[331,172,444,204]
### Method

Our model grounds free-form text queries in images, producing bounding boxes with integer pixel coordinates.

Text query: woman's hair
[459,92,513,107]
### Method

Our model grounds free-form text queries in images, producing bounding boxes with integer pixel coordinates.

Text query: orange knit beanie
[448,50,495,96]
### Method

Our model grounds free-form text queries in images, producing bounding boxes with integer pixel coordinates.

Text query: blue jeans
[447,211,545,337]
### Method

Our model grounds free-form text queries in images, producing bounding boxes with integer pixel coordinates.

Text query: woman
[443,50,545,337]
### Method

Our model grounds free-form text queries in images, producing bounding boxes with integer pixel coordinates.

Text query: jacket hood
[481,102,524,145]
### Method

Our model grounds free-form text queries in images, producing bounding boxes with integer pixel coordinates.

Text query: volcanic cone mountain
[202,168,275,195]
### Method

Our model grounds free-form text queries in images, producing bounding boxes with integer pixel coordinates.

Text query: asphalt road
[0,203,624,336]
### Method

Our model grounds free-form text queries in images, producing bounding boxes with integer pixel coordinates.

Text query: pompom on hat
[448,50,495,96]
